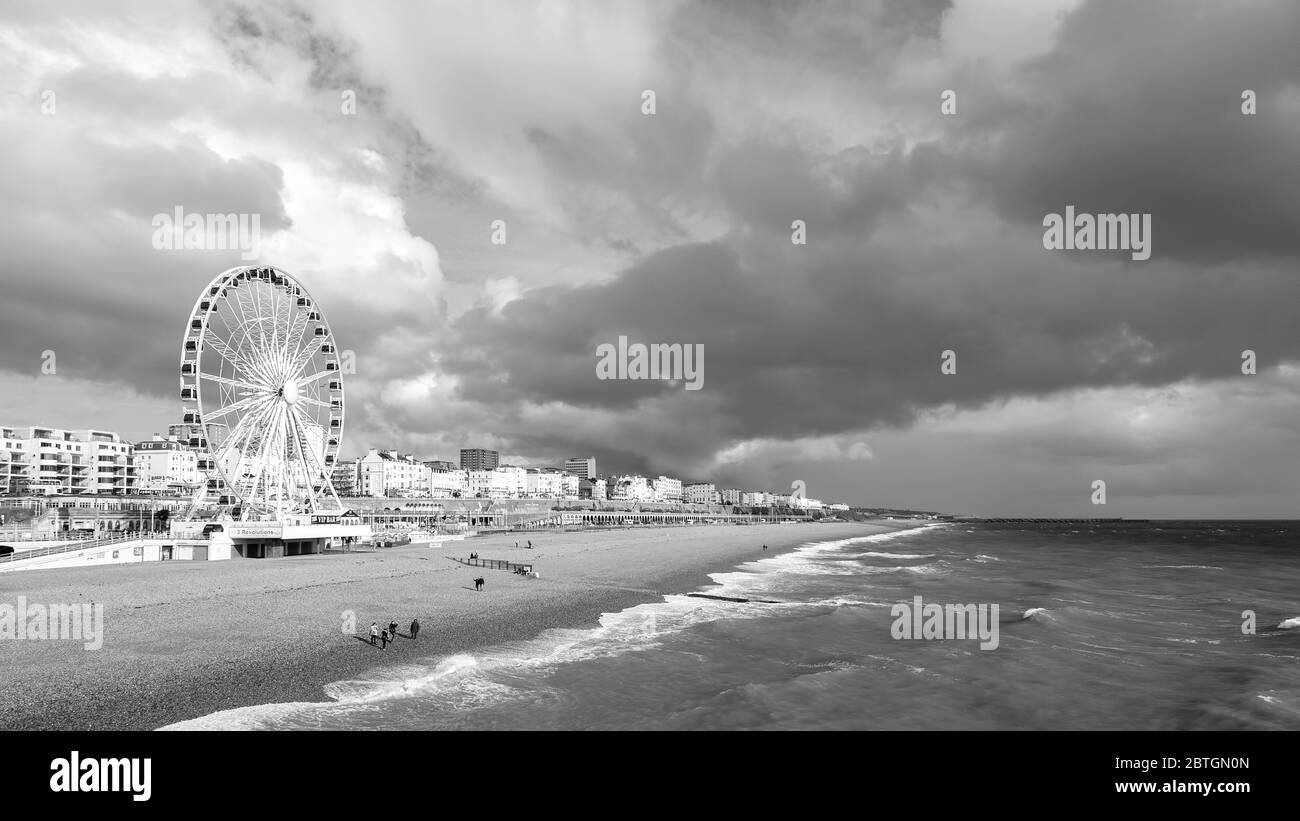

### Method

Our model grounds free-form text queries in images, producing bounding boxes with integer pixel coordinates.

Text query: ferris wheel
[179,266,345,519]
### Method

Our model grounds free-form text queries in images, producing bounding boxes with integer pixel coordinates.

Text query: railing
[0,533,148,564]
[449,556,533,573]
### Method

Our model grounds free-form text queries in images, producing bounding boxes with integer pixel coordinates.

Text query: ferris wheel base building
[170,512,369,560]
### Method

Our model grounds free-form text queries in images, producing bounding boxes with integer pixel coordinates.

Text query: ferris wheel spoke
[202,393,274,424]
[295,369,333,387]
[247,404,285,513]
[234,403,281,506]
[204,333,262,381]
[288,405,335,509]
[285,304,311,369]
[286,337,325,381]
[198,372,267,394]
[275,286,297,379]
[234,286,279,384]
[285,409,322,512]
[208,332,277,387]
[295,396,333,411]
[212,397,276,475]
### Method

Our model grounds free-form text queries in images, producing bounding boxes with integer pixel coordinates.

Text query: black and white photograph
[0,0,1295,804]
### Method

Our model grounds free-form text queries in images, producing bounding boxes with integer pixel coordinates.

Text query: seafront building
[684,482,720,504]
[564,457,596,480]
[0,426,138,496]
[467,468,517,498]
[653,476,683,503]
[132,436,200,494]
[81,431,137,495]
[460,448,499,471]
[527,468,574,498]
[611,475,654,502]
[330,459,360,496]
[428,467,469,496]
[358,449,432,497]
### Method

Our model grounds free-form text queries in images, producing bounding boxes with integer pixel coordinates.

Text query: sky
[1,0,1299,516]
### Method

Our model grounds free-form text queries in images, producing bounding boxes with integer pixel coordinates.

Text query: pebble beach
[0,521,905,730]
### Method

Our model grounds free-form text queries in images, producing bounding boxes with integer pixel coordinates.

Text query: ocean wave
[1139,565,1223,570]
[1277,617,1300,630]
[159,701,338,731]
[321,654,481,703]
[847,551,935,560]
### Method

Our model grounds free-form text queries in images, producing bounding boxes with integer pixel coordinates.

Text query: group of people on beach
[369,618,420,649]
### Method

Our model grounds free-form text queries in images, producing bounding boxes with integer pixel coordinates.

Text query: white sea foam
[848,551,935,560]
[1277,616,1300,630]
[1140,565,1223,570]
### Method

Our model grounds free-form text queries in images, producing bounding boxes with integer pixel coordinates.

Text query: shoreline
[0,520,924,731]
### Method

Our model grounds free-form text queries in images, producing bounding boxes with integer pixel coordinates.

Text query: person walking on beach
[369,622,379,645]
[763,544,768,551]
[389,619,399,639]
[527,540,533,549]
[474,576,485,592]
[410,618,420,639]
[380,627,389,649]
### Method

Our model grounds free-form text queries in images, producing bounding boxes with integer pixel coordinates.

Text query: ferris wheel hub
[280,378,299,406]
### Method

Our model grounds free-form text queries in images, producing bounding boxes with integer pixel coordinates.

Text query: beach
[0,520,913,731]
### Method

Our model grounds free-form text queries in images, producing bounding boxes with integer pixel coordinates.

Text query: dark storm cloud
[948,0,1300,264]
[0,132,290,393]
[434,0,1300,463]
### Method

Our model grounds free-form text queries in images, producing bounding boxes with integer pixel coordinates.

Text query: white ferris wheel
[179,266,346,519]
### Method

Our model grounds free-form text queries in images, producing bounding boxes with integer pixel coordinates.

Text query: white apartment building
[358,449,432,497]
[0,426,137,495]
[527,469,561,498]
[721,488,742,505]
[468,466,526,498]
[611,475,654,502]
[428,468,469,496]
[684,482,719,505]
[499,465,528,497]
[740,491,768,507]
[526,469,582,499]
[592,478,607,500]
[133,436,200,493]
[653,476,683,503]
[330,459,360,496]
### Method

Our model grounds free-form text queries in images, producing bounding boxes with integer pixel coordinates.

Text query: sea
[162,521,1300,730]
